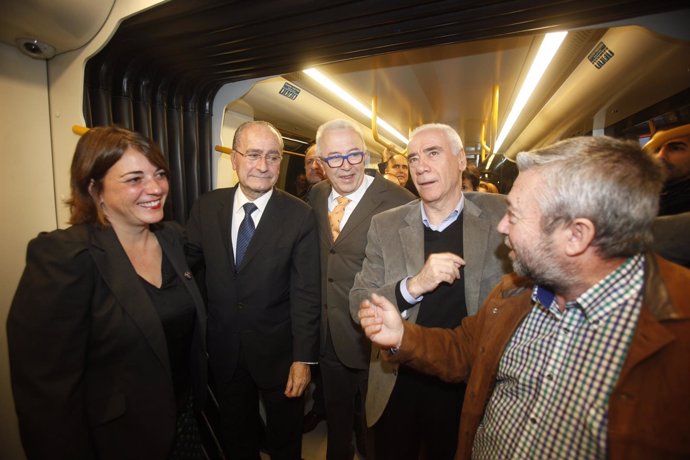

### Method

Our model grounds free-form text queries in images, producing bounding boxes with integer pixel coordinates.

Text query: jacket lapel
[400,202,425,277]
[312,183,334,246]
[463,198,492,314]
[337,175,386,243]
[155,225,207,352]
[218,186,237,270]
[399,203,425,322]
[88,226,172,380]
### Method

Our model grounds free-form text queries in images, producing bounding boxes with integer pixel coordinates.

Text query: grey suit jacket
[309,175,415,369]
[349,192,511,426]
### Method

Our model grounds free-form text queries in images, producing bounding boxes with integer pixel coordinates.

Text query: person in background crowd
[477,180,499,193]
[383,172,399,183]
[359,135,690,460]
[385,153,410,188]
[8,126,207,460]
[300,143,326,202]
[462,164,480,192]
[350,123,510,460]
[644,123,690,216]
[186,121,320,460]
[645,124,690,268]
[309,119,415,460]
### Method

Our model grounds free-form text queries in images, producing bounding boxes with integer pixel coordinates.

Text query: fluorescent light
[303,68,409,145]
[282,136,309,145]
[494,31,568,152]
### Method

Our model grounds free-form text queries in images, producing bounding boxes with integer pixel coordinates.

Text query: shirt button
[562,326,571,334]
[530,417,537,424]
[546,373,554,381]
[492,307,499,314]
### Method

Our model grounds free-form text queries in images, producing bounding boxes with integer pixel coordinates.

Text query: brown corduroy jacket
[394,254,690,459]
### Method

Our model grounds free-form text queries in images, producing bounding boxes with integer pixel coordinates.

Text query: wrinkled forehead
[389,155,408,166]
[407,129,447,154]
[238,124,282,151]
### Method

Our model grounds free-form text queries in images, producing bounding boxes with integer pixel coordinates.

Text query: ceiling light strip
[303,68,409,145]
[494,31,568,153]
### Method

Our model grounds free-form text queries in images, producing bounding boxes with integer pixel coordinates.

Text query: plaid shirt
[473,254,645,459]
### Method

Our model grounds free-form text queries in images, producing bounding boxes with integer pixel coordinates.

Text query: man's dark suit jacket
[309,175,415,368]
[186,186,321,388]
[7,222,207,460]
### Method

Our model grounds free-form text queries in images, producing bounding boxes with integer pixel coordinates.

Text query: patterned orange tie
[329,196,351,241]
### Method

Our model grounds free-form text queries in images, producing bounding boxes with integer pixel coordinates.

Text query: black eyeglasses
[235,149,283,165]
[320,151,365,168]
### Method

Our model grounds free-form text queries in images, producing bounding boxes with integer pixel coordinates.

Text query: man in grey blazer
[309,119,415,460]
[350,123,510,460]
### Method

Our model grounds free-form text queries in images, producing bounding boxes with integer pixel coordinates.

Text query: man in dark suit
[350,123,510,460]
[186,121,320,460]
[308,119,415,460]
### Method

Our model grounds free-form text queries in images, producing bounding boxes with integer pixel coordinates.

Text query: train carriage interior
[1,0,689,458]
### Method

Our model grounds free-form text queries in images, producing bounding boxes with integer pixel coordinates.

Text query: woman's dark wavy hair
[66,126,169,226]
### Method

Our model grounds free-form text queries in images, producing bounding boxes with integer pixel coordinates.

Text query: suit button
[330,249,336,254]
[238,303,245,309]
[328,278,334,282]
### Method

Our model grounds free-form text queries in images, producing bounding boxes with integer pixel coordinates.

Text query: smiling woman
[7,126,209,460]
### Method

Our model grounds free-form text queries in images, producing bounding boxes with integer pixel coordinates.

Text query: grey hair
[516,136,665,259]
[233,120,284,151]
[315,119,366,155]
[408,123,464,155]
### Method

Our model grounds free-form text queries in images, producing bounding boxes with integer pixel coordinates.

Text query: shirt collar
[532,253,645,324]
[233,186,273,215]
[328,174,373,208]
[420,193,465,231]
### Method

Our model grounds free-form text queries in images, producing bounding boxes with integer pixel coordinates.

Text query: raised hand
[358,293,405,349]
[406,252,465,298]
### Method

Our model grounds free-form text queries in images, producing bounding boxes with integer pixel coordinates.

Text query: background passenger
[309,119,414,460]
[7,126,207,460]
[350,123,509,460]
[477,180,499,193]
[643,123,690,215]
[645,124,690,268]
[359,135,690,459]
[384,153,410,187]
[383,172,399,183]
[300,143,326,202]
[461,164,480,191]
[186,121,320,459]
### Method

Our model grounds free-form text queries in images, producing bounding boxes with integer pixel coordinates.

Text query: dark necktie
[236,202,257,266]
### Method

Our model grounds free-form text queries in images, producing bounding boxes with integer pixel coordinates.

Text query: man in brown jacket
[359,135,690,459]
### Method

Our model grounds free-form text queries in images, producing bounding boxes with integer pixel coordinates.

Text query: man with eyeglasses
[350,123,510,460]
[308,119,415,460]
[186,120,321,459]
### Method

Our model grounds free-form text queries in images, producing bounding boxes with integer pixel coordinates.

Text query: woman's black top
[139,253,196,411]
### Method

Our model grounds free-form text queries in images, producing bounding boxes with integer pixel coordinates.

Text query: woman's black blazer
[7,222,207,460]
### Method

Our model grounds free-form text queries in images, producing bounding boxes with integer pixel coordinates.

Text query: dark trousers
[216,353,304,460]
[321,326,369,460]
[373,366,465,460]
